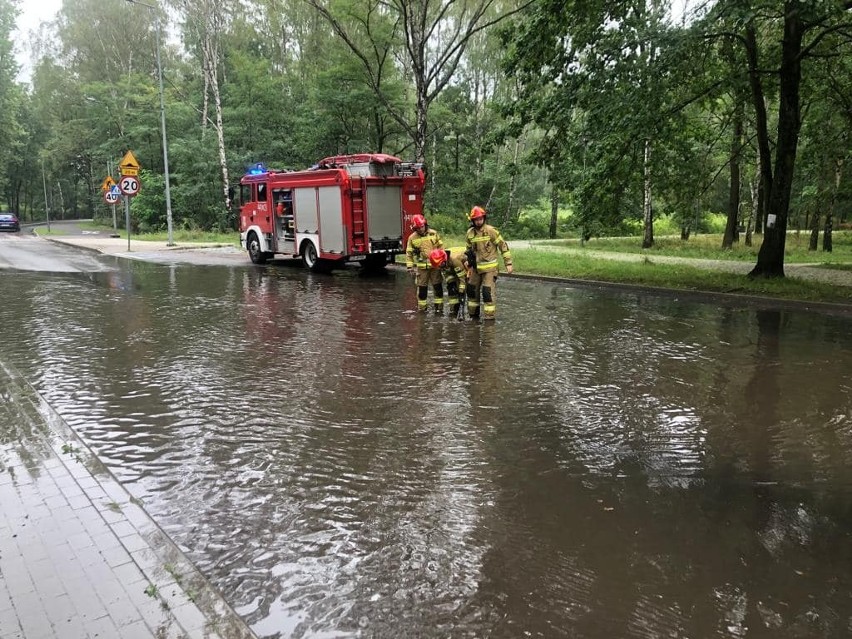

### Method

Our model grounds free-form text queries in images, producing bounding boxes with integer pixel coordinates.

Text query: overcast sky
[13,0,61,81]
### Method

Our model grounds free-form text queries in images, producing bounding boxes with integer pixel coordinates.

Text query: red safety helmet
[469,206,486,221]
[428,248,447,269]
[411,214,427,230]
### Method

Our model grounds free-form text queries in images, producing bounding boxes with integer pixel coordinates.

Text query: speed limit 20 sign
[119,175,140,196]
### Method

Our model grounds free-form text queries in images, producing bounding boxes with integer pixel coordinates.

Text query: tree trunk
[641,139,654,249]
[505,138,521,225]
[745,26,774,219]
[745,175,757,247]
[549,186,558,239]
[722,99,743,249]
[754,173,765,233]
[202,31,230,216]
[808,209,819,250]
[749,3,804,279]
[823,158,843,253]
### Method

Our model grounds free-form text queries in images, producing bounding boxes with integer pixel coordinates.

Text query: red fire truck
[238,153,425,271]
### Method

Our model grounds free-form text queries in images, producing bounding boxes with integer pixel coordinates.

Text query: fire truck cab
[238,154,425,271]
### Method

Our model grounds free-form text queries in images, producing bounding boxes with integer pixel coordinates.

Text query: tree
[503,1,702,245]
[0,0,22,207]
[305,0,532,163]
[176,0,233,211]
[700,1,852,277]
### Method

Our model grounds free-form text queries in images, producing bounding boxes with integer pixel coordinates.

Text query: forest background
[0,0,849,277]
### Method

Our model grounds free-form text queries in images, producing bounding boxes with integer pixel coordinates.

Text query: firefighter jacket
[444,247,469,283]
[406,228,443,269]
[465,223,511,273]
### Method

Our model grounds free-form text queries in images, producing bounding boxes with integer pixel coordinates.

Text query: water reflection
[1,263,851,638]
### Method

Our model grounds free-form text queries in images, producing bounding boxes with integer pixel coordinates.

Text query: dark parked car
[0,213,20,232]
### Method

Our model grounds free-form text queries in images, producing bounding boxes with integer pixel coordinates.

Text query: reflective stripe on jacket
[466,224,511,272]
[405,228,443,269]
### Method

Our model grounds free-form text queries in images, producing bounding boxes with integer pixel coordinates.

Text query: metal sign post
[102,173,120,237]
[118,151,141,251]
[107,161,118,235]
[124,195,131,251]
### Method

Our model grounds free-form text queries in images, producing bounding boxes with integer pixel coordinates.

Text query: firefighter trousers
[466,269,498,319]
[415,267,444,312]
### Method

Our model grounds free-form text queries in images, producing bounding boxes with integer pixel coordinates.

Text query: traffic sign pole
[117,151,141,250]
[124,195,131,251]
[107,161,118,235]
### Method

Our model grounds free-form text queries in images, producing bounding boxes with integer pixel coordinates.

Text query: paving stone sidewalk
[0,361,257,639]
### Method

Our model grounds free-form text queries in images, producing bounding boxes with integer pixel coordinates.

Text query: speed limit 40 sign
[104,190,119,204]
[119,175,140,196]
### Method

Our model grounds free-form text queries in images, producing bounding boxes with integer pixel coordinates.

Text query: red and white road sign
[119,175,140,196]
[104,190,119,204]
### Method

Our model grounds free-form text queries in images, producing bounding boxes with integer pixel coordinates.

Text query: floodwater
[2,255,852,639]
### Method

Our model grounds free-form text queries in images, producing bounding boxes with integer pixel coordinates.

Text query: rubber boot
[417,286,429,312]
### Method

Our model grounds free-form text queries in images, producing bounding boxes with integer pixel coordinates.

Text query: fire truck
[238,153,425,271]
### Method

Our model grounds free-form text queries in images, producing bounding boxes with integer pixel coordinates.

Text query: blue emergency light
[248,162,266,175]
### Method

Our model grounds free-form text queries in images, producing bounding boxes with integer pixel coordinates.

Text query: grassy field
[511,246,852,305]
[551,231,852,265]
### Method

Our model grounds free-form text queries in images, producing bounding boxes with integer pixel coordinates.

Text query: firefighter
[405,214,445,313]
[465,205,512,320]
[428,247,468,320]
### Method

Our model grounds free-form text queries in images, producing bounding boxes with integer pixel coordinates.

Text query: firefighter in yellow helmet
[465,205,512,320]
[428,247,468,320]
[405,214,445,313]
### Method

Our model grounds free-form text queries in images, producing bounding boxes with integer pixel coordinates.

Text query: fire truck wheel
[247,233,268,264]
[301,241,321,271]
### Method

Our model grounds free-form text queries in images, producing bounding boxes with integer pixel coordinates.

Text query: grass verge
[512,247,852,305]
[83,222,239,245]
[550,232,852,264]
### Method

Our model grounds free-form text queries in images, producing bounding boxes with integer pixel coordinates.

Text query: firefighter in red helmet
[428,247,469,320]
[465,205,512,320]
[405,214,445,313]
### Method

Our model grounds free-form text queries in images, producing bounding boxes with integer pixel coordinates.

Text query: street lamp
[41,159,50,232]
[126,0,174,246]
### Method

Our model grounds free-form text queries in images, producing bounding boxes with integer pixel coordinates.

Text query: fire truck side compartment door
[366,185,403,240]
[318,186,345,254]
[294,187,318,234]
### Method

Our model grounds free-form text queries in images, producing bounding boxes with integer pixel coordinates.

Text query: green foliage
[427,211,469,238]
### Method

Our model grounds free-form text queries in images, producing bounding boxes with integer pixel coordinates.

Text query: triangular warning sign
[119,150,140,173]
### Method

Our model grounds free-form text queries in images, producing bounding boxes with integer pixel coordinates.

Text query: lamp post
[41,159,50,232]
[126,0,174,246]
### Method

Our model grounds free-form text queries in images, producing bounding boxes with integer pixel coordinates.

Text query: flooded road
[2,251,851,638]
